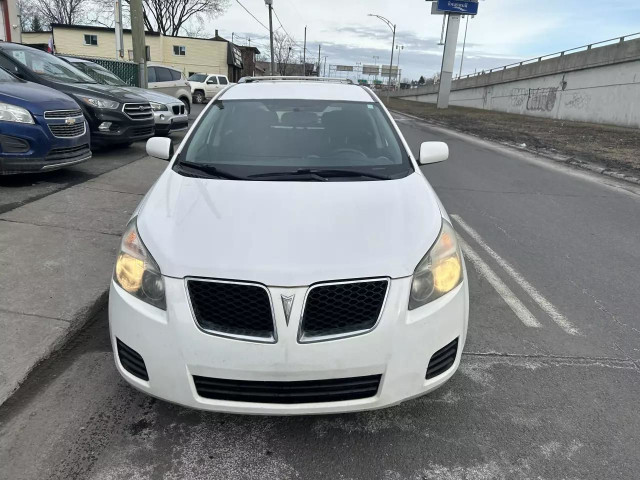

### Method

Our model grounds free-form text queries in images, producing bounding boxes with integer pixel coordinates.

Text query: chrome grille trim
[184,277,278,344]
[298,278,391,344]
[122,102,154,120]
[48,122,86,138]
[44,109,83,119]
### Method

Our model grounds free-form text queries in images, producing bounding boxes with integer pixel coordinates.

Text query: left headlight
[409,219,463,310]
[149,102,168,111]
[78,96,119,109]
[0,102,34,124]
[114,217,166,310]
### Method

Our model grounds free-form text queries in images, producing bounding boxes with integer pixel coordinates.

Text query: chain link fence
[71,56,140,87]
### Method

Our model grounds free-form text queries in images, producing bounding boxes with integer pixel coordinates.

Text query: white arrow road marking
[452,214,580,336]
[457,236,541,328]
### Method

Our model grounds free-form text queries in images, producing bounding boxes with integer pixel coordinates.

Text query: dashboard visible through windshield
[176,99,413,181]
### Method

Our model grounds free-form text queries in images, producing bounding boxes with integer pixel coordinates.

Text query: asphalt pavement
[0,110,639,480]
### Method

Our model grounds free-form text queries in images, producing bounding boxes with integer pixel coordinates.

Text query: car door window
[147,66,157,83]
[218,76,228,85]
[155,67,172,83]
[170,69,182,81]
[206,76,218,85]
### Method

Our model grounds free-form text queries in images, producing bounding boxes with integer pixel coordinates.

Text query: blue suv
[0,67,91,175]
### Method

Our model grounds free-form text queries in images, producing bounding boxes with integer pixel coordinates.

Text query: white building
[0,0,21,43]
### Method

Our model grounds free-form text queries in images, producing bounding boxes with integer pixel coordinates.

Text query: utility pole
[317,44,321,77]
[303,26,307,76]
[265,0,275,75]
[396,45,404,87]
[323,56,327,77]
[437,13,461,108]
[114,0,124,59]
[129,0,147,87]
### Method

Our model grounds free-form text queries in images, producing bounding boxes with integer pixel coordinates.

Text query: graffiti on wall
[509,87,558,111]
[526,87,558,111]
[564,92,591,110]
[510,88,529,107]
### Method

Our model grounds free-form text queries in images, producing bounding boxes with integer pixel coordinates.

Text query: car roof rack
[238,76,354,85]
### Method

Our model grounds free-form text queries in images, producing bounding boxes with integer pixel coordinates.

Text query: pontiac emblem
[65,117,76,125]
[281,294,295,326]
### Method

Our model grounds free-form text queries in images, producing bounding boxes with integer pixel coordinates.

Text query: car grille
[171,120,188,130]
[46,144,90,161]
[426,338,459,380]
[193,374,382,404]
[49,122,86,138]
[187,279,275,342]
[123,102,153,120]
[117,338,149,381]
[44,109,83,119]
[172,104,186,115]
[299,279,389,341]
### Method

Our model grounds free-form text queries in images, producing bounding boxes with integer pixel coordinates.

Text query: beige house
[23,24,231,78]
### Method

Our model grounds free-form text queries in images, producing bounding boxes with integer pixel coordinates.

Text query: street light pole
[396,45,404,87]
[303,26,307,76]
[459,15,470,78]
[368,14,396,95]
[265,0,275,75]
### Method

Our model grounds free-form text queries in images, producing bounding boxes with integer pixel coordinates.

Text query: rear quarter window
[170,69,182,81]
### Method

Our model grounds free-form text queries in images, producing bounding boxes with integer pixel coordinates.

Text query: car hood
[115,86,181,105]
[58,82,149,102]
[137,170,444,286]
[0,81,80,113]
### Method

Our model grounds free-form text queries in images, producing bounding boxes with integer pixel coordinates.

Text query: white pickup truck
[188,73,233,103]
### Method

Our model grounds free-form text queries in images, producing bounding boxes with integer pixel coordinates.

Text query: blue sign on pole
[436,0,479,15]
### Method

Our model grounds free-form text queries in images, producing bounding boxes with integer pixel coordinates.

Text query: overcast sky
[212,0,640,80]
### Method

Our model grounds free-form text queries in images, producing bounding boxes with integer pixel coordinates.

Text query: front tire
[181,98,191,114]
[193,91,204,104]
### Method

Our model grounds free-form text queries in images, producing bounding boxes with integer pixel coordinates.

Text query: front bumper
[84,108,155,147]
[0,119,91,175]
[109,276,468,415]
[153,106,189,135]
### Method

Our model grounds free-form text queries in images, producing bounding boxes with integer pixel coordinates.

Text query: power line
[234,0,269,32]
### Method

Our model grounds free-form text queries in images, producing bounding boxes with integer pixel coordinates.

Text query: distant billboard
[336,65,354,72]
[362,65,379,75]
[381,65,399,77]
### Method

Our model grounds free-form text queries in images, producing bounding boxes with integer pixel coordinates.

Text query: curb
[390,110,640,186]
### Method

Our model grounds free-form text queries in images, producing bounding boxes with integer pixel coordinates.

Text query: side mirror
[146,137,174,160]
[419,141,449,165]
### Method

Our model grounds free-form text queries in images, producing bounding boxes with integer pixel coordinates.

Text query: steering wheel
[330,148,368,159]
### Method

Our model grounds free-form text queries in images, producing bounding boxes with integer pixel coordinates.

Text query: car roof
[220,81,374,102]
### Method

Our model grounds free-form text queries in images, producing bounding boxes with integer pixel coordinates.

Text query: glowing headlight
[114,217,166,310]
[78,96,119,109]
[150,102,168,111]
[409,219,463,310]
[0,102,34,124]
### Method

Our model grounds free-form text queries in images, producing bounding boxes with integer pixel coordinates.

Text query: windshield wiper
[248,168,390,181]
[175,161,246,180]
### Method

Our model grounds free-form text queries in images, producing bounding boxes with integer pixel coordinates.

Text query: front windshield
[189,73,207,82]
[0,68,18,82]
[71,61,126,86]
[4,47,96,84]
[178,99,412,181]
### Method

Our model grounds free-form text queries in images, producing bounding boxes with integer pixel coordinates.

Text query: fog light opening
[98,122,113,132]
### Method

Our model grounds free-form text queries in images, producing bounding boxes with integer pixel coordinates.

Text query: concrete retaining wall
[392,37,640,128]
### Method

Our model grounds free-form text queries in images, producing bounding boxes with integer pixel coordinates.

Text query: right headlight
[0,102,34,124]
[114,217,166,310]
[78,96,119,109]
[149,102,168,111]
[409,219,463,310]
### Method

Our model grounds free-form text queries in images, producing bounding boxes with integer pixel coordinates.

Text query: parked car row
[0,42,191,175]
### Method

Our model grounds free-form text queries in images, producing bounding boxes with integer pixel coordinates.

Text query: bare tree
[29,0,88,25]
[118,0,229,37]
[272,32,298,76]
